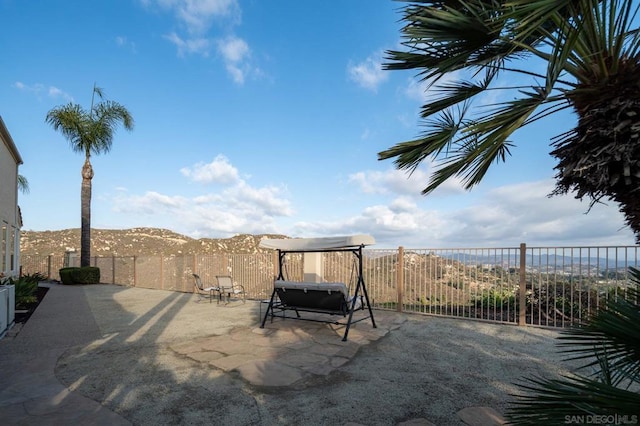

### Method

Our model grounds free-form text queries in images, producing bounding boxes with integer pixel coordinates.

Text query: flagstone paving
[1,284,512,425]
[170,312,405,387]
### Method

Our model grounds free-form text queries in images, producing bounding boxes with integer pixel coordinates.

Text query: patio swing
[259,235,377,341]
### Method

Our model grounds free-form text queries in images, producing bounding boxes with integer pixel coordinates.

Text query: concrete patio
[0,282,579,425]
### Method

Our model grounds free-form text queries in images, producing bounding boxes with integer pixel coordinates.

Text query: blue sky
[1,0,635,249]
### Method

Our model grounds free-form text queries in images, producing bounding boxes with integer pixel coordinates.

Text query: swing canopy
[259,234,377,341]
[259,234,375,252]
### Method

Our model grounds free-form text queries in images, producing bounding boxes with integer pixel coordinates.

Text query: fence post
[133,256,137,287]
[272,251,278,279]
[518,243,527,326]
[397,246,404,312]
[220,254,228,275]
[47,255,52,279]
[112,255,116,284]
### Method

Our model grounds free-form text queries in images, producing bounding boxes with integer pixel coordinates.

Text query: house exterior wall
[0,116,23,277]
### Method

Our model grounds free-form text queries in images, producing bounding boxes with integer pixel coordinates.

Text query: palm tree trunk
[553,77,640,241]
[81,158,94,267]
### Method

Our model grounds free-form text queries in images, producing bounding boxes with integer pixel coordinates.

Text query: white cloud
[404,77,429,103]
[291,197,453,243]
[217,35,248,62]
[216,36,250,84]
[164,32,212,56]
[107,154,632,248]
[142,0,257,84]
[14,82,73,102]
[48,86,74,102]
[143,0,239,34]
[14,81,44,94]
[347,51,388,92]
[349,166,466,197]
[180,154,240,184]
[111,156,292,237]
[223,181,293,216]
[291,179,634,249]
[114,191,187,215]
[115,36,137,53]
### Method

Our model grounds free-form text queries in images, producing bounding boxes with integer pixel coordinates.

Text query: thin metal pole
[519,243,527,326]
[397,246,404,312]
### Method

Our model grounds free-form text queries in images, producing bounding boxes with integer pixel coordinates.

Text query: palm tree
[505,267,640,424]
[46,84,134,267]
[379,0,640,241]
[17,174,29,194]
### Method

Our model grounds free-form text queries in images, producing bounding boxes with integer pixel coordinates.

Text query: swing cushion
[274,280,361,311]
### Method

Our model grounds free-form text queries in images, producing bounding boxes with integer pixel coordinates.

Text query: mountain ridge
[20,228,288,257]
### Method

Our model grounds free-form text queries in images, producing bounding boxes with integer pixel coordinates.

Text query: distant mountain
[20,228,288,257]
[433,251,636,270]
[21,229,638,271]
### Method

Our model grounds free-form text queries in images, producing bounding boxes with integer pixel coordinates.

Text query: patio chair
[216,275,246,304]
[192,274,221,304]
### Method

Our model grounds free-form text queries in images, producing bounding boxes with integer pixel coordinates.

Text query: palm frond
[508,374,640,425]
[378,104,469,172]
[45,104,90,153]
[419,77,490,118]
[382,0,640,244]
[425,132,513,194]
[47,89,134,158]
[435,91,547,189]
[507,266,640,424]
[17,174,29,194]
[88,101,135,155]
[380,0,578,194]
[556,281,640,383]
[385,0,526,78]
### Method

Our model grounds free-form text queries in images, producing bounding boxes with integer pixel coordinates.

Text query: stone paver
[235,360,305,387]
[170,316,392,387]
[396,419,437,426]
[457,406,507,425]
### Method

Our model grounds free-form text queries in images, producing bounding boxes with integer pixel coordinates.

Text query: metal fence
[21,244,640,328]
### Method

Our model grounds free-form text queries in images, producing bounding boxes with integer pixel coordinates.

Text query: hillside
[20,228,288,257]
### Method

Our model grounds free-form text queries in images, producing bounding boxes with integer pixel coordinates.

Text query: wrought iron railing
[20,244,640,328]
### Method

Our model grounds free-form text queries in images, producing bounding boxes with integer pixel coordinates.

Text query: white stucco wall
[303,252,324,283]
[0,116,22,277]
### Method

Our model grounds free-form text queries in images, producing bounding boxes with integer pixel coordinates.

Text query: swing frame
[259,235,377,341]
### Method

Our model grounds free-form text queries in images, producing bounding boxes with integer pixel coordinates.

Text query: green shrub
[527,283,599,322]
[75,266,100,284]
[59,267,100,284]
[446,279,465,290]
[58,267,75,285]
[21,272,46,285]
[1,273,44,308]
[474,289,516,309]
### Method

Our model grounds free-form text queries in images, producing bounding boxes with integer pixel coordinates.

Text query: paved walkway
[0,282,130,425]
[0,282,507,425]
